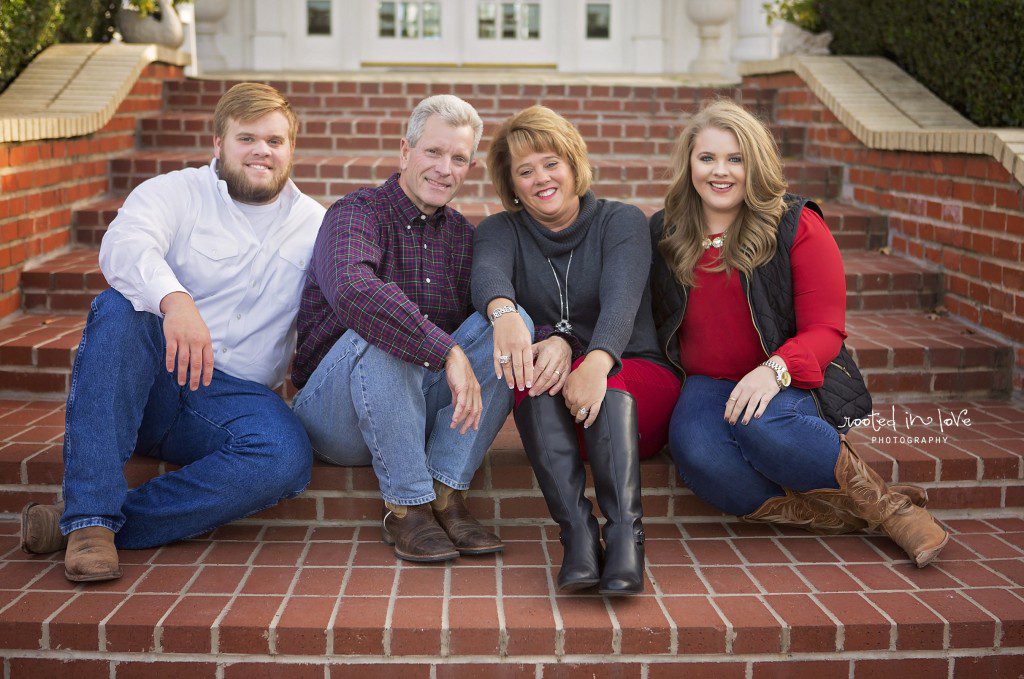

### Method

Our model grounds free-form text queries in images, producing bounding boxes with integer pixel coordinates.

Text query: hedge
[820,0,1024,127]
[0,0,117,93]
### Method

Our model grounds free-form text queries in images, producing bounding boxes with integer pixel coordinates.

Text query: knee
[90,289,157,333]
[247,415,313,497]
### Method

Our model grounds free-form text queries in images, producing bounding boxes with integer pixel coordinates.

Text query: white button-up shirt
[99,161,326,389]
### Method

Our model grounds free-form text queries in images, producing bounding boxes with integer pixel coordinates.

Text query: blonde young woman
[471,106,680,594]
[650,100,948,567]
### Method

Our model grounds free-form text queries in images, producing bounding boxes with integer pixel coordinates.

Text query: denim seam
[292,341,356,413]
[61,299,94,515]
[381,490,436,506]
[428,467,469,491]
[354,351,394,498]
[61,517,119,535]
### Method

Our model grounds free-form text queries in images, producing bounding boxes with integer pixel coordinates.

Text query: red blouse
[677,207,847,389]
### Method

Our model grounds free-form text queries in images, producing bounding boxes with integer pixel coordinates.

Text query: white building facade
[195,0,781,76]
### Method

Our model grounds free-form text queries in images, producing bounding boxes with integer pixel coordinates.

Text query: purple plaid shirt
[293,173,474,389]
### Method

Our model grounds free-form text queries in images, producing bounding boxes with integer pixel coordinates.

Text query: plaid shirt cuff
[415,325,457,372]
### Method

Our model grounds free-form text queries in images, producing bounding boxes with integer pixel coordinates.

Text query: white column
[730,0,774,63]
[685,0,737,76]
[252,0,286,71]
[194,0,230,73]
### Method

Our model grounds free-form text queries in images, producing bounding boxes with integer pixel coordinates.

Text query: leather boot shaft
[582,389,645,595]
[514,395,600,592]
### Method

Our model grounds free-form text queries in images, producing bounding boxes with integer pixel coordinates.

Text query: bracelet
[488,305,517,323]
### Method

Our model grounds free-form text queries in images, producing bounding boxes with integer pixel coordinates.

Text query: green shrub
[821,0,1024,127]
[0,0,117,94]
[763,0,825,33]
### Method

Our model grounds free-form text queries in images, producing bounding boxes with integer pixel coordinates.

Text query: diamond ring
[498,355,512,365]
[578,406,589,417]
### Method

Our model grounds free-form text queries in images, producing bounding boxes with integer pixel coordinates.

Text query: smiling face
[510,150,579,231]
[690,126,747,230]
[213,111,294,205]
[398,115,476,215]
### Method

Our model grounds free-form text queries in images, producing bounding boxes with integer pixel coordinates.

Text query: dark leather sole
[558,577,600,593]
[381,528,459,563]
[453,543,504,556]
[65,568,122,583]
[598,585,643,597]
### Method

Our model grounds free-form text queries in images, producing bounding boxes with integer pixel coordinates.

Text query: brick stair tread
[1,515,1023,666]
[1,398,1021,518]
[18,246,933,296]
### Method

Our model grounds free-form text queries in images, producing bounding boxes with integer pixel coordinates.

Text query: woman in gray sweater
[472,106,680,595]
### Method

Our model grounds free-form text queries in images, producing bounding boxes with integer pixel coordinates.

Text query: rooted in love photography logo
[843,405,973,445]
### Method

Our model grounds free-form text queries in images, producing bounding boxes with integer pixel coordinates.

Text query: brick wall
[744,73,1024,391]
[0,63,183,319]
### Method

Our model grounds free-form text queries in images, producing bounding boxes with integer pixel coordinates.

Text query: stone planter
[117,0,185,48]
[686,0,738,76]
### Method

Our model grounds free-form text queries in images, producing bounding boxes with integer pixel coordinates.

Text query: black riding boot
[514,394,601,592]
[583,389,644,595]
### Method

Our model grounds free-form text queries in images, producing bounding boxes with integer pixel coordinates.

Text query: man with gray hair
[292,95,531,562]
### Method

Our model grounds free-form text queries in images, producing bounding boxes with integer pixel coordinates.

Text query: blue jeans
[60,289,312,549]
[293,310,532,506]
[667,375,841,516]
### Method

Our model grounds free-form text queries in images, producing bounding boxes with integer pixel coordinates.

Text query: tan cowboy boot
[431,481,503,555]
[20,502,67,554]
[745,490,863,535]
[382,502,459,563]
[831,440,948,567]
[64,526,121,582]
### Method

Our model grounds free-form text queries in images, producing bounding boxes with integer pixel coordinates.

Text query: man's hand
[445,345,482,435]
[160,291,214,390]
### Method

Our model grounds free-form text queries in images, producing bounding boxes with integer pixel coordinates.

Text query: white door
[360,0,559,67]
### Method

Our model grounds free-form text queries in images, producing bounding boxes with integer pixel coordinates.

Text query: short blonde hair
[487,106,592,212]
[213,83,298,146]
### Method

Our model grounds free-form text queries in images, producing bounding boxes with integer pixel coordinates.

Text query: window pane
[378,1,396,37]
[423,1,441,38]
[501,3,517,39]
[399,2,420,38]
[478,2,497,39]
[307,0,331,35]
[523,2,540,39]
[586,3,610,39]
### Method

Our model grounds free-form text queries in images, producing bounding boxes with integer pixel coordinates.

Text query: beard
[217,156,293,204]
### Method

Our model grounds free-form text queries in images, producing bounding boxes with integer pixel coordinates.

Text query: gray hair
[405,94,484,155]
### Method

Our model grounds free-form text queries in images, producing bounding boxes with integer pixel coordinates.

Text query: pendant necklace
[701,232,726,250]
[547,250,574,334]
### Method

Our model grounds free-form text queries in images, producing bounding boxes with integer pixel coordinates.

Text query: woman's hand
[529,336,571,397]
[491,304,533,391]
[725,359,784,425]
[563,351,613,428]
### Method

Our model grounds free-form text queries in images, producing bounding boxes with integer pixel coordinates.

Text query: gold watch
[760,358,791,389]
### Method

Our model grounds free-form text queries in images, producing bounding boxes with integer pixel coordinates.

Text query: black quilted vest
[649,195,871,434]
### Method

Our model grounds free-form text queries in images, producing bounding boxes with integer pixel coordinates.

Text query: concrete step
[137,111,807,158]
[108,151,845,203]
[0,397,1022,520]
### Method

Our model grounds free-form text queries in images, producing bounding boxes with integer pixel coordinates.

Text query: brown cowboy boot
[382,502,459,563]
[64,526,121,582]
[431,481,503,556]
[832,440,948,567]
[20,502,67,554]
[745,490,863,535]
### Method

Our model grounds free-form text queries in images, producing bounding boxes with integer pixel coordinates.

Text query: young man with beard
[292,95,531,562]
[19,83,326,582]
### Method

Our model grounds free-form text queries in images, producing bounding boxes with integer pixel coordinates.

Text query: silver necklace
[701,232,726,250]
[547,250,574,334]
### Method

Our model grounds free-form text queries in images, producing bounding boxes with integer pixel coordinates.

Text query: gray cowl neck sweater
[471,191,667,374]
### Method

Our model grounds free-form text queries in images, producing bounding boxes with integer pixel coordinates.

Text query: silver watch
[488,304,517,323]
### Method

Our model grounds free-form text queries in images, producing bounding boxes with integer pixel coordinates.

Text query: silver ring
[553,369,561,376]
[578,406,589,417]
[498,355,512,365]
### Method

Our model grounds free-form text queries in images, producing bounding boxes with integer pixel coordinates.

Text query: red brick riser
[0,64,184,320]
[742,73,1024,392]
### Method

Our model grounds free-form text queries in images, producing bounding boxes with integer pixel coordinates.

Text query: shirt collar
[383,173,447,229]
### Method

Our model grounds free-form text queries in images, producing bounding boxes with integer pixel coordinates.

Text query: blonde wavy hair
[487,105,593,212]
[659,100,788,287]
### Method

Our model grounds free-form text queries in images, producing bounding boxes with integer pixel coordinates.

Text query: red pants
[513,357,681,459]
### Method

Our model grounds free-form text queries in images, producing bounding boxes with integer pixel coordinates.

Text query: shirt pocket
[189,230,240,262]
[269,240,311,304]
